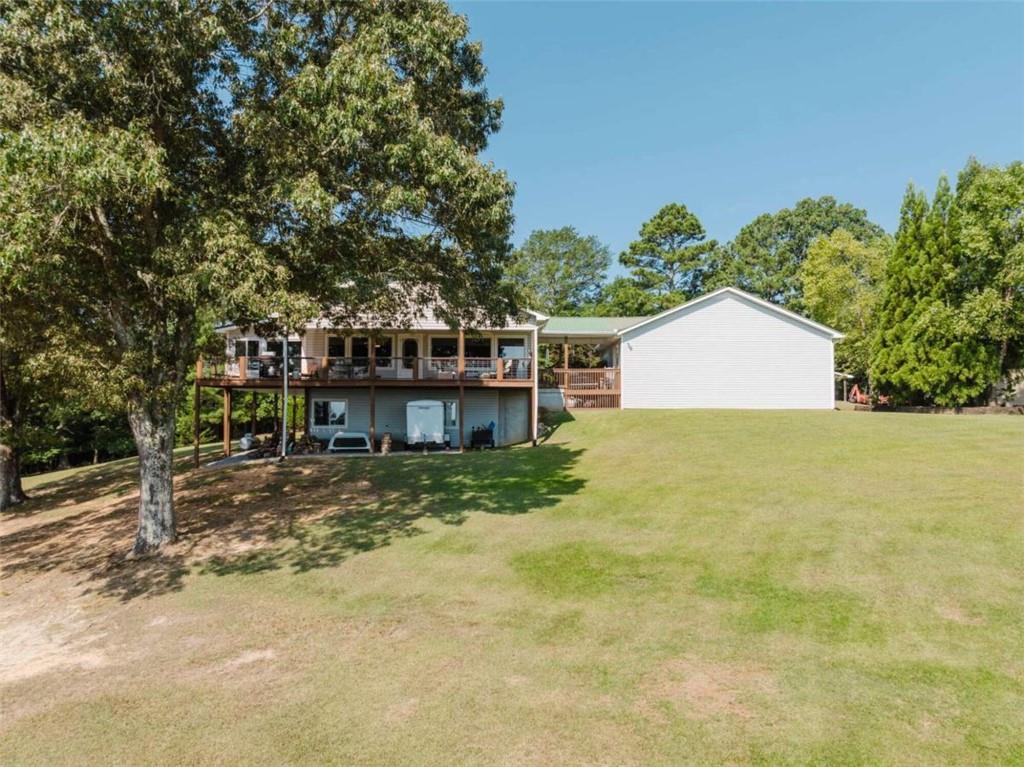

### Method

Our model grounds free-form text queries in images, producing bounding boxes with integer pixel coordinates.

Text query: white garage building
[539,287,842,410]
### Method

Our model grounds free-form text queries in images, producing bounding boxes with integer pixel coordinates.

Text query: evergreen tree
[872,178,996,405]
[618,203,717,309]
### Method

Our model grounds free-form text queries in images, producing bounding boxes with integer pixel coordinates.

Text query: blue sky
[454,2,1024,268]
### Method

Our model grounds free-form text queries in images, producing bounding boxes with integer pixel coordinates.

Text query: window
[266,340,302,375]
[402,338,418,368]
[266,340,301,359]
[444,401,458,427]
[327,336,345,357]
[234,339,260,358]
[352,336,392,364]
[430,337,458,358]
[313,399,347,427]
[498,338,526,358]
[464,337,491,358]
[351,336,369,360]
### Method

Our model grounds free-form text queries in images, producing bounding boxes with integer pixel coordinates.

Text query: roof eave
[616,286,844,340]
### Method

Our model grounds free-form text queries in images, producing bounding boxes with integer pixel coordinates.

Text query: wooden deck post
[222,387,232,457]
[458,329,465,452]
[250,392,258,436]
[369,334,377,453]
[532,328,540,445]
[457,329,465,378]
[193,361,201,468]
[303,388,311,436]
[290,392,297,442]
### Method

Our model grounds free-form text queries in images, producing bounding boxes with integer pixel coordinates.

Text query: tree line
[510,158,1023,407]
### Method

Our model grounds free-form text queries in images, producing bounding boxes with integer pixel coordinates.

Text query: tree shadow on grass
[1,444,586,602]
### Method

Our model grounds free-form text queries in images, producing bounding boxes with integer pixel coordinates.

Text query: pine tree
[619,203,718,308]
[872,185,930,401]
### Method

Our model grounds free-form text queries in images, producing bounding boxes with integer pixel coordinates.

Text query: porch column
[303,388,311,436]
[369,334,377,452]
[222,387,232,457]
[289,392,297,442]
[193,360,201,468]
[531,327,539,445]
[458,329,465,452]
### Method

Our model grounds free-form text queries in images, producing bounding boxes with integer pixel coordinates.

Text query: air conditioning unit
[406,400,445,446]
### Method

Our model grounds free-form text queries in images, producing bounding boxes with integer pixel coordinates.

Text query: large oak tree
[0,1,515,551]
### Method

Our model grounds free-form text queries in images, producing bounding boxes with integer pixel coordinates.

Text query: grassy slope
[2,410,1022,766]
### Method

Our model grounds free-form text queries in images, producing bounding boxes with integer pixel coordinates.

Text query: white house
[197,287,842,456]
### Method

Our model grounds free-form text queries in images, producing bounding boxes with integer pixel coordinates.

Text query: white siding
[620,293,835,409]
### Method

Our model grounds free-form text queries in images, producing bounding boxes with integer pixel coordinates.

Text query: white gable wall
[620,293,835,409]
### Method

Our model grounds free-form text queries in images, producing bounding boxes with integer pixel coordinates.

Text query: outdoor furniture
[470,425,495,449]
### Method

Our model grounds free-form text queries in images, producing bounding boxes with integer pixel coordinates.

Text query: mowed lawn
[2,411,1022,766]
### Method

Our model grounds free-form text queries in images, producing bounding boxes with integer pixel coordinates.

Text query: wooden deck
[542,368,621,409]
[198,355,534,390]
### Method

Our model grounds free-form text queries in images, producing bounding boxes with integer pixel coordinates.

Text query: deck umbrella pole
[369,334,377,453]
[222,387,232,457]
[458,329,465,452]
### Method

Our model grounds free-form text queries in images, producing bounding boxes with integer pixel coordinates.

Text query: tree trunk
[989,336,1011,406]
[127,404,177,555]
[0,441,27,512]
[0,351,27,512]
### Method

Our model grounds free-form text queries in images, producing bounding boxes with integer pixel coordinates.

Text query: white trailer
[406,400,446,447]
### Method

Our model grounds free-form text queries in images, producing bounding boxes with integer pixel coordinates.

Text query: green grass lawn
[2,410,1022,766]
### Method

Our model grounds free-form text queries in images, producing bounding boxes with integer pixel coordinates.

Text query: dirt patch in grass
[935,604,986,626]
[639,655,777,722]
[0,577,111,685]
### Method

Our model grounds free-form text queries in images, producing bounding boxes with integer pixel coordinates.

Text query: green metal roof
[540,315,650,336]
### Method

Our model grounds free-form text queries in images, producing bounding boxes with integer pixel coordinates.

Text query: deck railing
[544,368,620,391]
[541,367,621,409]
[199,355,533,383]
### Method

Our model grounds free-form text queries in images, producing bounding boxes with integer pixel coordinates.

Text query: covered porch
[539,316,642,410]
